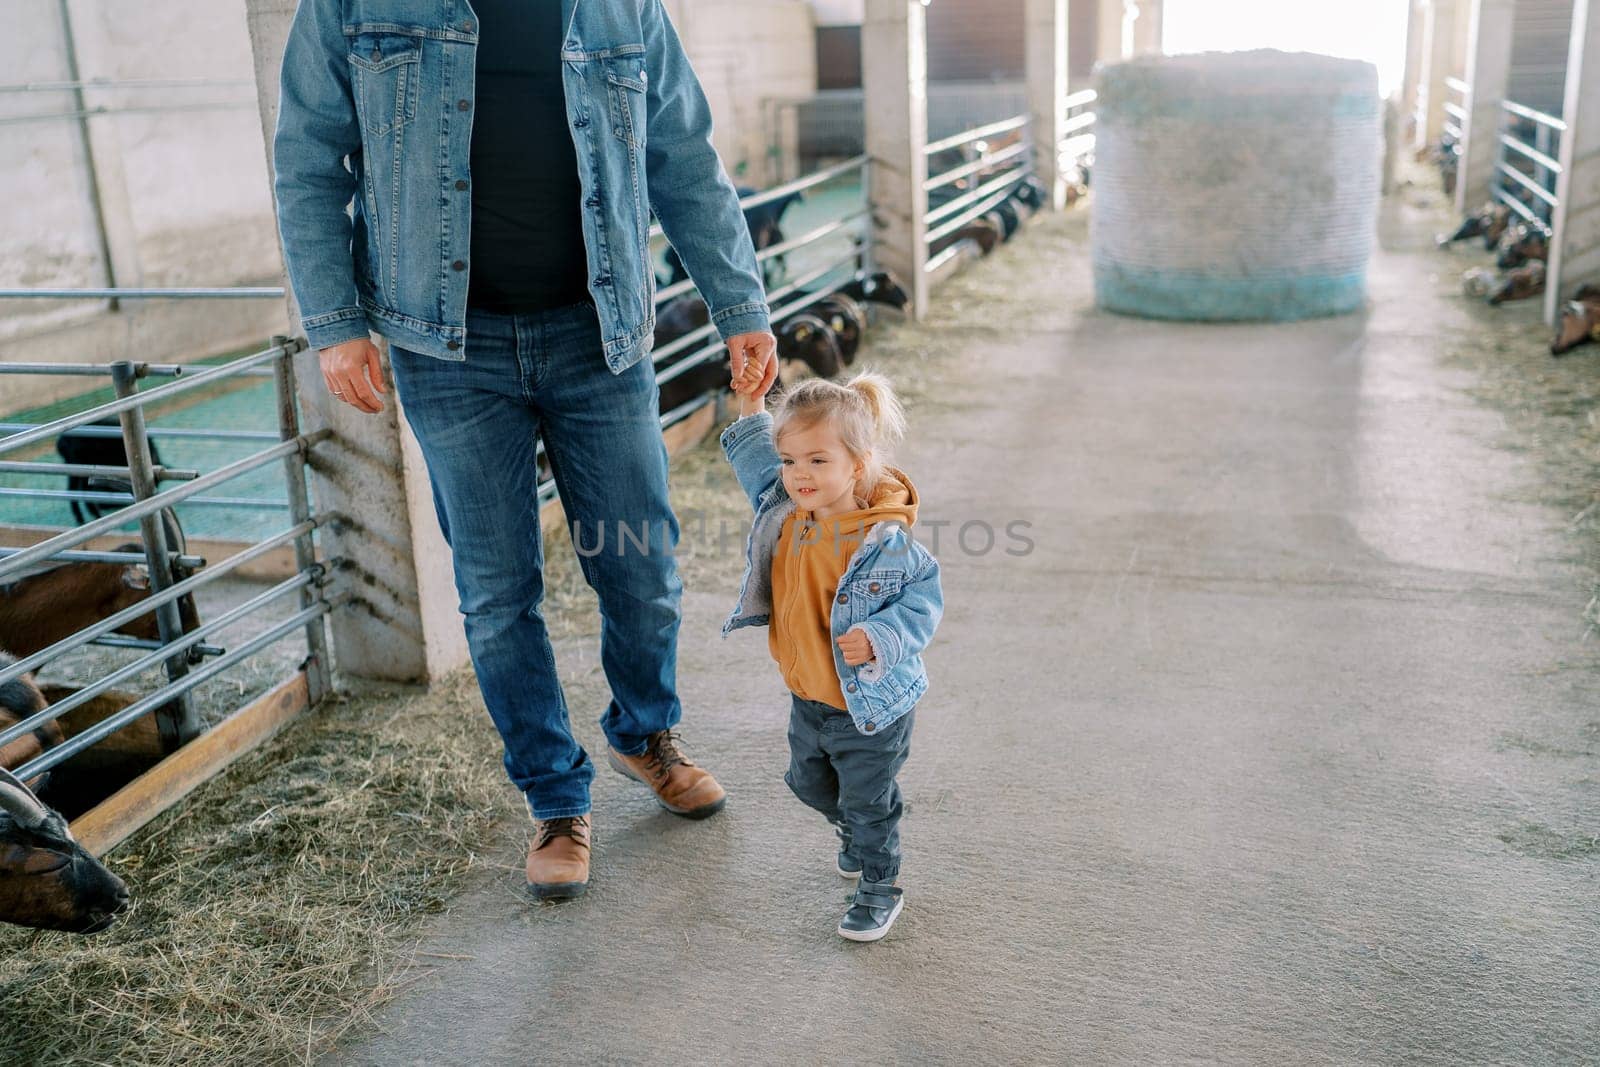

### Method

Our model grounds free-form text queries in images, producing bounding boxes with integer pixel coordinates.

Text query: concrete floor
[330,198,1599,1064]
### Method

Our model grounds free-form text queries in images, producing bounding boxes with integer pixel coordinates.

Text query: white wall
[0,0,290,410]
[665,0,818,184]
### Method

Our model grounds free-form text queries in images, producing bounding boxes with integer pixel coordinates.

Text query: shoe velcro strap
[854,888,901,910]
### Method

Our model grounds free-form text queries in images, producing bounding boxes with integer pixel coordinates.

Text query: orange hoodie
[769,465,920,710]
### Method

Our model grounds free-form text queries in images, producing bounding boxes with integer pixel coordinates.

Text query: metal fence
[0,343,336,787]
[1442,75,1469,146]
[1490,97,1564,232]
[923,113,1034,276]
[1060,88,1097,177]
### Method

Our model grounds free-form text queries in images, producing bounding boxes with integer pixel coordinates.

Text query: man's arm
[272,0,370,352]
[640,0,772,345]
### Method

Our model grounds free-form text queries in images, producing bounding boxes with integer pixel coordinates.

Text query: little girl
[719,360,944,942]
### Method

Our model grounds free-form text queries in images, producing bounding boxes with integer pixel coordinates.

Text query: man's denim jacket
[719,410,943,736]
[272,0,771,371]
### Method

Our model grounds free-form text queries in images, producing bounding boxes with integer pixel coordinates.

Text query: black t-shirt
[465,0,592,313]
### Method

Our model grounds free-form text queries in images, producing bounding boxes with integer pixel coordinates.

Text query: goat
[1439,201,1497,246]
[838,272,910,315]
[662,185,801,292]
[812,294,866,366]
[0,766,128,933]
[32,685,167,820]
[777,312,844,379]
[930,217,1001,258]
[1495,223,1549,270]
[1487,260,1545,305]
[55,417,166,525]
[1481,204,1513,251]
[1550,285,1600,356]
[0,539,200,662]
[0,655,64,794]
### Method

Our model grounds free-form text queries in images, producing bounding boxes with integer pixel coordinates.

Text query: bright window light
[1162,0,1410,96]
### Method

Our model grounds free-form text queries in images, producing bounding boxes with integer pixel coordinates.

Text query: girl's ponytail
[846,370,906,450]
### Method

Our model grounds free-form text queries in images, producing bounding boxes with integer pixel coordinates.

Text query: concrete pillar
[1096,0,1125,67]
[1026,0,1069,210]
[242,0,467,684]
[1544,0,1600,323]
[1417,0,1461,149]
[1129,0,1162,56]
[1401,0,1428,143]
[862,0,930,319]
[1455,0,1515,213]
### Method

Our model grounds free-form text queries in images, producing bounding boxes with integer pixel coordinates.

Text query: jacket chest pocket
[604,60,648,150]
[346,33,421,138]
[844,570,903,624]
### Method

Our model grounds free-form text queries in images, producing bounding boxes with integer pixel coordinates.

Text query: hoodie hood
[800,464,919,539]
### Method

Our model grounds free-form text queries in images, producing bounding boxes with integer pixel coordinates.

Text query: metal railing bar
[651,247,861,370]
[1443,121,1462,140]
[0,102,257,127]
[0,460,199,481]
[924,140,1031,192]
[0,435,325,582]
[0,286,285,299]
[1444,76,1469,94]
[0,572,314,750]
[1058,132,1096,163]
[0,77,256,93]
[0,547,205,569]
[1496,161,1559,207]
[924,242,964,276]
[1498,134,1563,175]
[1500,99,1566,132]
[925,114,1029,157]
[89,634,224,657]
[0,362,184,377]
[1064,88,1098,110]
[0,519,322,687]
[659,392,715,430]
[0,487,288,508]
[0,423,282,443]
[927,173,1031,244]
[1492,187,1545,227]
[926,162,1030,227]
[1443,101,1468,122]
[1061,111,1097,136]
[755,211,866,266]
[0,341,300,456]
[648,155,867,240]
[14,596,342,780]
[653,276,697,306]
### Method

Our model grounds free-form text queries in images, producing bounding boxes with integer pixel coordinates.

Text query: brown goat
[0,766,128,933]
[0,654,65,794]
[34,684,166,819]
[0,545,200,660]
[1495,223,1549,270]
[1487,260,1545,305]
[1551,285,1600,356]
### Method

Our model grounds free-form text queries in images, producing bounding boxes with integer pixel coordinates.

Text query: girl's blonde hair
[772,370,907,502]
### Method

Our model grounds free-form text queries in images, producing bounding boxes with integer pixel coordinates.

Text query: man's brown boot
[525,814,591,900]
[607,730,727,819]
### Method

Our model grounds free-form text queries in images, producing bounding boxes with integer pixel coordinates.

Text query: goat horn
[0,767,50,829]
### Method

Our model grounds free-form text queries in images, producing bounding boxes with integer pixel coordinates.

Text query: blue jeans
[784,692,915,884]
[387,301,683,820]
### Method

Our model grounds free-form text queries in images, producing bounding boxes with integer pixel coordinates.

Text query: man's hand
[319,337,387,414]
[836,627,875,667]
[728,330,777,400]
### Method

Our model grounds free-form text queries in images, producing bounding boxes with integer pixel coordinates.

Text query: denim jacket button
[868,582,881,593]
[457,99,470,111]
[455,179,468,191]
[452,260,466,271]
[837,593,848,605]
[846,683,857,693]
[864,721,876,732]
[461,20,474,31]
[446,340,461,350]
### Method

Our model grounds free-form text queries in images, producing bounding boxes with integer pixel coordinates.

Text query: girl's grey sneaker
[838,880,903,942]
[832,821,861,879]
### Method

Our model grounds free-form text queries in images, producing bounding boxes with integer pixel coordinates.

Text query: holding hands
[728,330,777,416]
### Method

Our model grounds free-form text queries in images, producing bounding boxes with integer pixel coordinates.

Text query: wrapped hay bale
[1091,50,1382,321]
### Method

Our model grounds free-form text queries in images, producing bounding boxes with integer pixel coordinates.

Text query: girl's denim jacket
[719,410,943,736]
